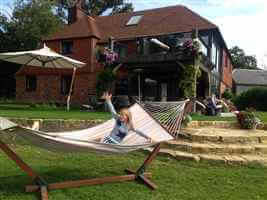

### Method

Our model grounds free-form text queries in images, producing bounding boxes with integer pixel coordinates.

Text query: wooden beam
[124,168,157,189]
[142,143,161,167]
[40,186,48,200]
[137,174,157,190]
[26,172,152,192]
[0,139,39,179]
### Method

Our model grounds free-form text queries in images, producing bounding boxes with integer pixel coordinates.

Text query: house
[15,4,233,104]
[232,69,267,95]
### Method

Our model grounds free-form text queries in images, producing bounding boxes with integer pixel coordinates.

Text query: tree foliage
[229,46,257,69]
[0,0,64,52]
[58,0,133,20]
[81,0,133,16]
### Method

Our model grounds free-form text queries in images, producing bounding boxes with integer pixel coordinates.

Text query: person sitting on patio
[205,94,223,116]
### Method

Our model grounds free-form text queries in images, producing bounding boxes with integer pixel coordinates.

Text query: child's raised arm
[103,92,119,120]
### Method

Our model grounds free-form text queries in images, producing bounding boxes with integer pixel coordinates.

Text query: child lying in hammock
[102,92,152,144]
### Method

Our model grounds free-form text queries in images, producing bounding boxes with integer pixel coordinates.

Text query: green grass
[0,103,110,120]
[191,112,267,123]
[256,112,267,123]
[0,103,267,123]
[0,144,266,200]
[191,114,236,122]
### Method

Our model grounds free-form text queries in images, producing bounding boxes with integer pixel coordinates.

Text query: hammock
[0,100,188,199]
[0,100,187,154]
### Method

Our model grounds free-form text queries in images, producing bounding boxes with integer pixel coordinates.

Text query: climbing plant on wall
[95,47,119,97]
[179,39,202,98]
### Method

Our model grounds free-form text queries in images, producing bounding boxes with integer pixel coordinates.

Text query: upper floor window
[61,41,73,55]
[61,75,73,95]
[126,15,143,26]
[200,35,209,47]
[211,39,221,73]
[26,75,37,92]
[114,43,128,58]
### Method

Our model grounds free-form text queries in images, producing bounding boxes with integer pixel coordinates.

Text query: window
[211,39,221,73]
[114,43,128,58]
[26,75,37,92]
[200,35,209,47]
[61,75,73,95]
[61,41,73,55]
[126,15,143,26]
[210,75,219,95]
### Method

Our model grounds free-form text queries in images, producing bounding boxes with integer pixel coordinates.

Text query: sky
[1,0,267,69]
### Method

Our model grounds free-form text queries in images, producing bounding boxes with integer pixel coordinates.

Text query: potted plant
[235,108,261,129]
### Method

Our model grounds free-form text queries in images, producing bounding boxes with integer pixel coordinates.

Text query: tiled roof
[44,15,101,41]
[95,5,217,42]
[232,69,267,85]
[45,5,217,42]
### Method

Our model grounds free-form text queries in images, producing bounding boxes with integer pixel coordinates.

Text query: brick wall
[16,37,103,105]
[220,49,233,94]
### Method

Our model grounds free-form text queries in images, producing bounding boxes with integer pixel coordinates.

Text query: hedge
[233,87,267,111]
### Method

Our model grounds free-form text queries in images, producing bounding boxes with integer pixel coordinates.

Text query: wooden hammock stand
[0,139,161,200]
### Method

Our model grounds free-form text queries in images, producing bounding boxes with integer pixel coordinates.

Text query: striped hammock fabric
[0,101,187,154]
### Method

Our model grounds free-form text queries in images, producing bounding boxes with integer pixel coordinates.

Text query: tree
[81,0,133,16]
[229,46,257,69]
[58,0,133,22]
[0,0,64,52]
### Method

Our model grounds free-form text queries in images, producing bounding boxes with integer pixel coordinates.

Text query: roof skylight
[126,15,143,26]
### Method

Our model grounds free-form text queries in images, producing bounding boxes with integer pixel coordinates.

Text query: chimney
[68,0,85,24]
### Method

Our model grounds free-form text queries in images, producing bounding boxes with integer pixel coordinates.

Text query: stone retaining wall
[9,118,104,132]
[187,121,267,130]
[7,118,267,132]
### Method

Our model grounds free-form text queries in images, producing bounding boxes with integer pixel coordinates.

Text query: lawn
[0,103,267,123]
[0,103,110,120]
[0,144,266,200]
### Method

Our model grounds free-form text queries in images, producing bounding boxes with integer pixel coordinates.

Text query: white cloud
[132,0,182,11]
[213,8,267,68]
[206,0,267,8]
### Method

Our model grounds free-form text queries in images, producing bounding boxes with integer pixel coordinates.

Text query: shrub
[182,114,192,127]
[233,88,267,111]
[96,68,116,97]
[235,108,261,129]
[222,89,234,100]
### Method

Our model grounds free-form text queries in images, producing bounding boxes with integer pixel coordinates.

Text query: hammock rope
[139,100,188,138]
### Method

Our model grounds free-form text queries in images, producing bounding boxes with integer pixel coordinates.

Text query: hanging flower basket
[96,47,118,66]
[182,39,200,57]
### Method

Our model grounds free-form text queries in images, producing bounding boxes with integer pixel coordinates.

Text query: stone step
[180,128,267,144]
[187,121,267,129]
[162,140,267,155]
[146,148,267,166]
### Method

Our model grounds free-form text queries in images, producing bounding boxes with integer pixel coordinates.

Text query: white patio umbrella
[0,44,86,110]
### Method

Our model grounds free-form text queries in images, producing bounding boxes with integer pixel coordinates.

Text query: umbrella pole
[67,67,77,111]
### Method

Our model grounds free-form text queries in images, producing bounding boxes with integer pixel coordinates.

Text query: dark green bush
[222,89,234,100]
[96,68,116,97]
[233,88,267,111]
